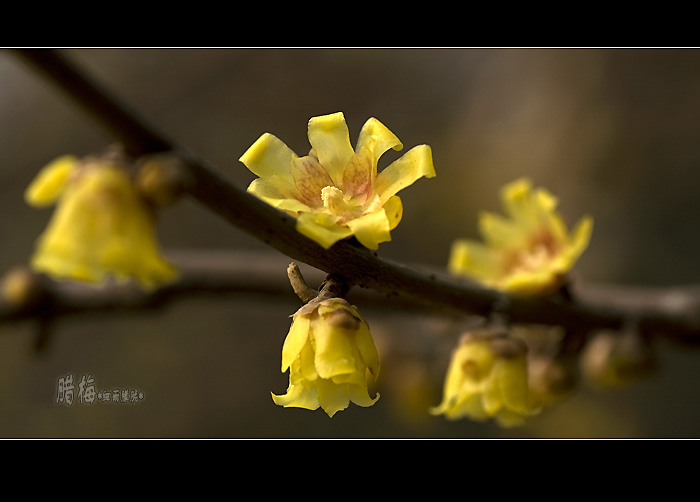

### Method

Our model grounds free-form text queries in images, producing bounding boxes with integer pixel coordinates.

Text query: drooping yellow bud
[430,329,542,428]
[25,155,178,290]
[272,297,380,417]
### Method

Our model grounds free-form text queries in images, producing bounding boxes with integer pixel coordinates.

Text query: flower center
[505,230,560,276]
[321,186,346,213]
[320,186,364,224]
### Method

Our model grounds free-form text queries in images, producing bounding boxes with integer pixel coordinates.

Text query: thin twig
[287,263,318,303]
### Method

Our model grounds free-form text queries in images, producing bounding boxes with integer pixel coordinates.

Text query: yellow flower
[272,297,380,417]
[430,329,541,428]
[448,178,592,295]
[240,112,435,250]
[25,154,178,290]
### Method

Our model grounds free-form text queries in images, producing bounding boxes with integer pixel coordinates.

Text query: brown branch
[10,49,700,346]
[0,250,430,323]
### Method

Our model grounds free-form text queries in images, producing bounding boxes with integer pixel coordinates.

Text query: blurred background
[1,47,699,438]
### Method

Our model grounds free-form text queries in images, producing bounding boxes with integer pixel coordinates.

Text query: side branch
[11,49,700,345]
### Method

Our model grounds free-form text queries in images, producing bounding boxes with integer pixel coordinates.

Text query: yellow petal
[239,133,297,187]
[271,384,319,410]
[290,155,334,208]
[448,239,501,281]
[281,314,310,372]
[315,378,350,418]
[354,117,403,175]
[569,215,593,256]
[436,383,488,421]
[271,383,302,406]
[495,359,532,415]
[296,212,354,249]
[353,319,380,379]
[501,270,561,295]
[349,383,380,408]
[494,408,528,428]
[307,112,355,186]
[341,153,373,201]
[345,209,391,250]
[384,195,403,231]
[478,211,529,249]
[501,178,540,229]
[374,144,435,205]
[247,178,312,214]
[25,155,79,207]
[312,318,356,380]
[458,392,491,422]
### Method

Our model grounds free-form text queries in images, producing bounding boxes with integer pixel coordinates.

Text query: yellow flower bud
[272,297,380,417]
[430,329,542,428]
[25,155,178,290]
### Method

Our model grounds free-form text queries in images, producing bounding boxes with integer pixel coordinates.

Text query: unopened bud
[529,355,577,404]
[1,266,44,310]
[581,330,657,387]
[135,154,190,207]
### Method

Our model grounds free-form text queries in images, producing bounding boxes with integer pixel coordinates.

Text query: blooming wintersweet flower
[272,297,380,417]
[240,112,435,250]
[25,154,178,290]
[430,329,541,428]
[448,178,592,295]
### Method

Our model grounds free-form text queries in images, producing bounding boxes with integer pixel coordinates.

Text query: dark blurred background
[1,48,699,438]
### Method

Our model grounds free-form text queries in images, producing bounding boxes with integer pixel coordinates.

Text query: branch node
[318,273,351,300]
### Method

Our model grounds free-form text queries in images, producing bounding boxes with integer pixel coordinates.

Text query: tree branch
[0,250,433,323]
[11,49,700,346]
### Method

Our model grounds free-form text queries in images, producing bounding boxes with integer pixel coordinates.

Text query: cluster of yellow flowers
[24,112,593,427]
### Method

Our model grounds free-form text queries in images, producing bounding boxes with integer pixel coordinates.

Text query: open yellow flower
[272,297,380,417]
[25,154,178,290]
[448,178,592,295]
[430,329,541,428]
[240,112,435,250]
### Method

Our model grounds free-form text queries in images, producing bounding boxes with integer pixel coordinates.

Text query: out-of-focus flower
[25,154,178,290]
[240,112,435,250]
[581,330,657,388]
[516,325,578,405]
[272,297,380,417]
[430,329,541,428]
[528,354,578,405]
[448,178,592,295]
